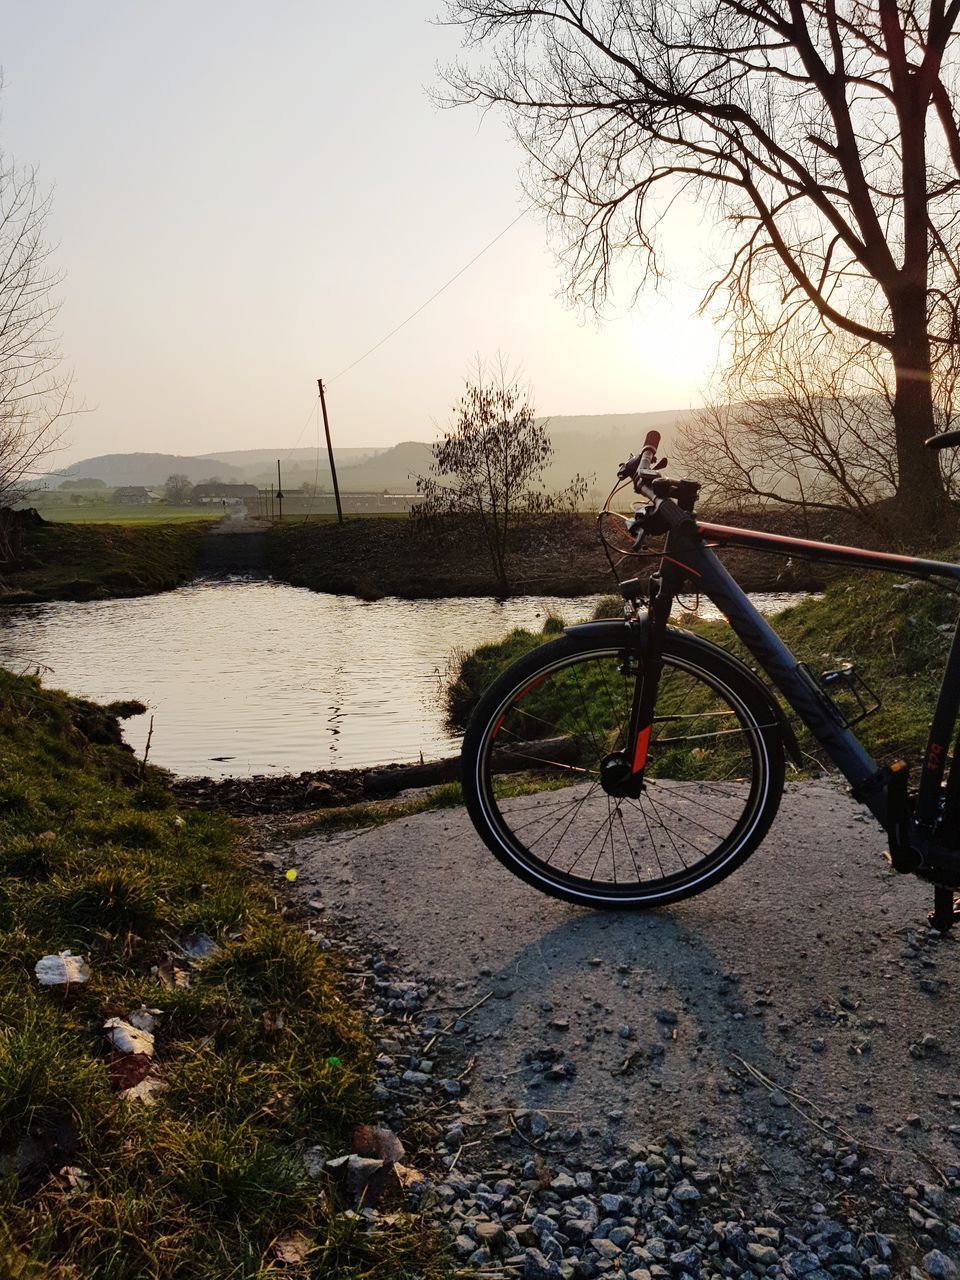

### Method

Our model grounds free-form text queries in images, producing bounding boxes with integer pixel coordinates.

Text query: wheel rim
[475,647,771,902]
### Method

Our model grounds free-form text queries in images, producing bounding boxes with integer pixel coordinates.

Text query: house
[113,486,152,505]
[192,483,259,505]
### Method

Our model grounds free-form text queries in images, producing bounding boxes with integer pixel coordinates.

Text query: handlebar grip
[642,430,661,451]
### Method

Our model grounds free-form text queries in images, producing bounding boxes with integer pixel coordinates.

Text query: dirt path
[196,512,271,576]
[278,781,960,1201]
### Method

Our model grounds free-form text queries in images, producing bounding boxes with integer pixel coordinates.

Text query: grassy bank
[0,518,209,605]
[266,513,606,599]
[267,511,843,601]
[0,504,901,607]
[0,670,442,1278]
[448,570,959,769]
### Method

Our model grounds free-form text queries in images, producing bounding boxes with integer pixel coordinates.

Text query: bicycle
[460,429,960,931]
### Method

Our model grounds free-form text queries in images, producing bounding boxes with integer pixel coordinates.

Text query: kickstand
[928,884,960,932]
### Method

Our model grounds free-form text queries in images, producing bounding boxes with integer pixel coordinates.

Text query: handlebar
[611,431,700,535]
[616,430,662,484]
[640,428,660,459]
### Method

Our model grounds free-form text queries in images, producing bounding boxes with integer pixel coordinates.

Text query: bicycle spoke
[641,797,691,871]
[615,803,643,881]
[520,783,602,850]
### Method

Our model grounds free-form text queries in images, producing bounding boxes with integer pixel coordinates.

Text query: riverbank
[0,670,445,1277]
[167,567,960,820]
[266,509,841,599]
[0,504,938,607]
[0,514,208,604]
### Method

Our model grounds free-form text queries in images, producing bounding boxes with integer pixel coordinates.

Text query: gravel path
[273,780,960,1274]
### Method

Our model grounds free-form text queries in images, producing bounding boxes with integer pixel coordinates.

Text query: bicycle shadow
[294,778,954,1191]
[465,897,800,1172]
[454,790,937,1190]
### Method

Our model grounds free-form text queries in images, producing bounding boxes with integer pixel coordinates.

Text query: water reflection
[0,581,602,777]
[0,580,807,778]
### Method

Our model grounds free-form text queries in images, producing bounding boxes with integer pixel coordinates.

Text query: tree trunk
[890,295,952,537]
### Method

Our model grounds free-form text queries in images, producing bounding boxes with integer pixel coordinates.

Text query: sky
[2,1,721,467]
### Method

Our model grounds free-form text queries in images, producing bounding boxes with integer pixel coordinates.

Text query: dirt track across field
[279,780,960,1198]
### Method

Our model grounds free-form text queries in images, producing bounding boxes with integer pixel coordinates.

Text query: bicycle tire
[460,627,785,908]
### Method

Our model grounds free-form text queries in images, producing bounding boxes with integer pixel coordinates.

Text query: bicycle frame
[644,518,960,848]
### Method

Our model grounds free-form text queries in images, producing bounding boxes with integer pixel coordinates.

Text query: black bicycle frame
[644,516,960,844]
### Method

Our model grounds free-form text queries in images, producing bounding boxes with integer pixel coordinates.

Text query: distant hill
[539,410,692,491]
[543,409,690,437]
[58,411,693,493]
[195,446,387,480]
[333,441,433,491]
[59,453,246,486]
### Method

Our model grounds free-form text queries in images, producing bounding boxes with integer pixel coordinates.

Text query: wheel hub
[600,751,645,798]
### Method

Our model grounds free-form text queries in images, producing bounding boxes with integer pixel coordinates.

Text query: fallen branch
[361,736,581,798]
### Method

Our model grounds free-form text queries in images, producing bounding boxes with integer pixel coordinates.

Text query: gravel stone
[746,1242,779,1265]
[670,1179,700,1203]
[523,1247,563,1280]
[591,1237,623,1260]
[669,1245,701,1273]
[551,1171,579,1198]
[453,1233,475,1259]
[476,1221,507,1253]
[923,1250,959,1280]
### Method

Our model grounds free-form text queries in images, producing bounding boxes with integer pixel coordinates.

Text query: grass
[292,512,411,523]
[446,570,960,776]
[715,571,958,766]
[0,668,447,1279]
[32,506,224,526]
[0,520,210,604]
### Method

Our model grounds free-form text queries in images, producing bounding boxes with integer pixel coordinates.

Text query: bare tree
[443,0,960,527]
[414,361,580,592]
[0,153,72,520]
[676,321,960,522]
[164,473,194,505]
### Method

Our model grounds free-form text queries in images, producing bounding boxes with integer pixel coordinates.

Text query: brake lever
[617,454,641,482]
[628,499,670,544]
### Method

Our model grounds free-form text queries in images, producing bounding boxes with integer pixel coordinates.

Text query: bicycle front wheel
[461,628,785,908]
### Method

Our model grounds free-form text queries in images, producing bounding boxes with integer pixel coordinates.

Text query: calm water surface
[0,580,806,777]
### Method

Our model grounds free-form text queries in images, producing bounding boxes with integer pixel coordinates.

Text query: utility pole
[276,459,284,523]
[317,378,344,524]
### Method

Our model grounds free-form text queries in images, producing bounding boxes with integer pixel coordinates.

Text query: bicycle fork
[599,572,674,799]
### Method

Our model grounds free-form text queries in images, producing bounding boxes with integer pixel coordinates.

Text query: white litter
[179,932,221,960]
[127,1006,161,1033]
[104,1017,155,1057]
[118,1077,167,1105]
[35,951,90,986]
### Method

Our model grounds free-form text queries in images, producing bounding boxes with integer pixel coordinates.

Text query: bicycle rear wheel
[461,628,785,908]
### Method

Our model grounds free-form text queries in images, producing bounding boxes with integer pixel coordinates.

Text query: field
[32,504,223,525]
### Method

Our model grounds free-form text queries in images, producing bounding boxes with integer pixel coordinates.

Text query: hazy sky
[3,1,720,467]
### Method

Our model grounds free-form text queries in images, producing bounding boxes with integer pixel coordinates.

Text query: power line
[281,398,325,465]
[36,207,532,488]
[328,205,531,384]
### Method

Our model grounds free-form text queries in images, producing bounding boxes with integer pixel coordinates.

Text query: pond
[0,579,808,778]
